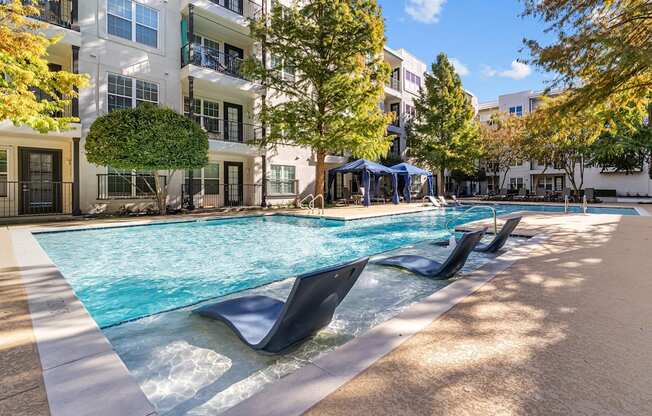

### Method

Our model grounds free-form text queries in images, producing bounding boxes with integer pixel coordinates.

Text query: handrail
[582,195,588,214]
[445,204,498,235]
[312,194,325,216]
[298,194,313,210]
[564,195,569,214]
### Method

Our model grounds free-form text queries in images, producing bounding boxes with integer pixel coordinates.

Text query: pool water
[34,203,638,328]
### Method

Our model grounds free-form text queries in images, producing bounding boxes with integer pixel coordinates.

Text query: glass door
[19,148,62,215]
[223,102,243,142]
[224,161,243,206]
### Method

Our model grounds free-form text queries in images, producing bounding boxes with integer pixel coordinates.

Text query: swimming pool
[35,203,638,328]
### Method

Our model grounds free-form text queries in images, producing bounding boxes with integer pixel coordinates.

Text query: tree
[522,0,652,119]
[589,108,652,177]
[0,0,88,132]
[525,99,603,194]
[480,112,527,191]
[85,104,209,214]
[409,53,481,195]
[244,0,393,204]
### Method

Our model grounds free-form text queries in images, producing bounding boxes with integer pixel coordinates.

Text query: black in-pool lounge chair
[371,230,484,279]
[434,216,522,253]
[194,257,369,354]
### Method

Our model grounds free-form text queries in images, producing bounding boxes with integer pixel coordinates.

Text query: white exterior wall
[478,90,652,197]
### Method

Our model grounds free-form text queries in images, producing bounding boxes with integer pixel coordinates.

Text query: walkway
[306,213,652,415]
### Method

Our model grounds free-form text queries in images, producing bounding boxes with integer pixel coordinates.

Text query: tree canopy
[0,0,88,133]
[480,112,527,190]
[522,0,652,116]
[85,104,209,213]
[244,0,393,199]
[409,53,481,195]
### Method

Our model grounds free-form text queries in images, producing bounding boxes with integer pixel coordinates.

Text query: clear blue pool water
[35,203,638,328]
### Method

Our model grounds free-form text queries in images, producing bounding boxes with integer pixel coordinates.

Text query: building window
[510,177,524,190]
[106,167,155,198]
[270,165,295,195]
[509,105,523,117]
[108,73,159,112]
[108,0,158,48]
[185,163,220,196]
[0,149,7,197]
[405,70,421,90]
[271,54,295,81]
[184,97,220,133]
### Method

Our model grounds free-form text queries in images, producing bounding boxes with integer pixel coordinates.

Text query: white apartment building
[477,90,652,199]
[4,0,430,219]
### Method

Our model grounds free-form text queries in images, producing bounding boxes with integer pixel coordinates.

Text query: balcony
[7,0,78,30]
[386,76,400,91]
[182,44,250,80]
[182,0,262,31]
[205,0,261,18]
[190,116,263,145]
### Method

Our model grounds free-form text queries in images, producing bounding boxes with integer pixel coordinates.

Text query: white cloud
[405,0,447,24]
[449,58,470,76]
[482,60,532,80]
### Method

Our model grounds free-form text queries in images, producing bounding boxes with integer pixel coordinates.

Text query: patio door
[224,43,244,75]
[223,102,243,142]
[18,148,62,215]
[224,161,243,206]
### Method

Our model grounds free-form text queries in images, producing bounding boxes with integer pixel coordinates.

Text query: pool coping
[221,232,550,416]
[7,206,634,416]
[9,229,157,416]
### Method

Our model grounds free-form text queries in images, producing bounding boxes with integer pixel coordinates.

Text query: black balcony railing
[267,179,299,196]
[8,0,77,30]
[386,76,400,91]
[182,182,262,209]
[388,111,401,127]
[205,0,262,19]
[187,115,263,144]
[97,174,166,200]
[0,181,73,218]
[181,43,250,81]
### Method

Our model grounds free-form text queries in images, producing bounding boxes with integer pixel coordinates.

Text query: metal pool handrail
[445,204,498,235]
[299,194,314,210]
[311,194,325,216]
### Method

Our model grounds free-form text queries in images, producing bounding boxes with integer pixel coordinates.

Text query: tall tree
[85,104,209,214]
[409,53,481,195]
[480,112,527,191]
[0,0,88,132]
[244,0,393,203]
[522,0,652,118]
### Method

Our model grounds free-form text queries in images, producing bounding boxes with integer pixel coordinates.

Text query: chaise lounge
[194,257,369,354]
[371,230,484,279]
[435,216,522,253]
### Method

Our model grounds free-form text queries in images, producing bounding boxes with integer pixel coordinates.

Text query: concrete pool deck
[1,203,651,415]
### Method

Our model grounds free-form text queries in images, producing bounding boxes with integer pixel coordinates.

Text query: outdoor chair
[371,230,484,279]
[194,257,369,354]
[434,217,522,253]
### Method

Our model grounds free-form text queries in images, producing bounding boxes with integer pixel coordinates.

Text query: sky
[378,0,555,103]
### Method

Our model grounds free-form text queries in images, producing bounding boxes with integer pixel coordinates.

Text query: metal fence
[266,179,299,196]
[187,115,263,144]
[97,174,166,200]
[9,0,76,29]
[181,44,249,81]
[206,0,262,18]
[182,183,263,209]
[0,181,73,218]
[386,76,400,91]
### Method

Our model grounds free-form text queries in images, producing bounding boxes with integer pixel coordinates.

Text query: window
[106,167,155,198]
[184,97,220,133]
[404,104,416,119]
[271,54,295,81]
[108,0,158,48]
[108,73,158,112]
[270,165,295,195]
[0,149,7,197]
[509,105,523,117]
[405,70,421,90]
[185,163,220,196]
[510,177,524,190]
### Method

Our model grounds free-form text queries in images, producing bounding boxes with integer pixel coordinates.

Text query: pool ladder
[298,193,325,216]
[445,204,498,235]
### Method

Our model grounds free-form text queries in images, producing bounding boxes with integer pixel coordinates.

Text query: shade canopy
[390,163,434,202]
[327,159,400,206]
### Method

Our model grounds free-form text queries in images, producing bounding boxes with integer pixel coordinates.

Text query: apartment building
[0,0,441,220]
[477,90,652,198]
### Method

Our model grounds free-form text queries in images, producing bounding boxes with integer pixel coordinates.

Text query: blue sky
[378,0,555,103]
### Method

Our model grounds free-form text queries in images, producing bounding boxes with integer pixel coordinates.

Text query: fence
[0,181,73,218]
[182,183,263,209]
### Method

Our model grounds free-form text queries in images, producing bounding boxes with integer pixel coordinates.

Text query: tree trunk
[499,167,511,190]
[154,172,166,215]
[437,168,445,196]
[314,151,326,208]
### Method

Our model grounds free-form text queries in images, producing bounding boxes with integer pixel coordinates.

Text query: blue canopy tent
[391,163,434,203]
[327,159,400,206]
